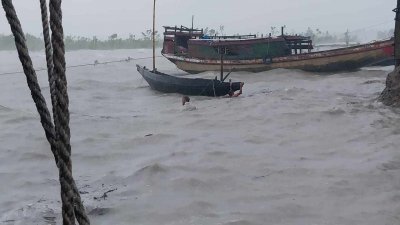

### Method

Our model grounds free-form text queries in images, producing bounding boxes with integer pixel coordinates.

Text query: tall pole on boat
[395,0,400,67]
[152,0,156,71]
[192,15,194,31]
[220,47,224,81]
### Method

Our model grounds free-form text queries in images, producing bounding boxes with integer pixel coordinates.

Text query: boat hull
[136,65,241,97]
[163,39,394,74]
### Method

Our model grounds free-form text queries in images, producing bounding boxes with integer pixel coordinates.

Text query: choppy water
[0,49,399,225]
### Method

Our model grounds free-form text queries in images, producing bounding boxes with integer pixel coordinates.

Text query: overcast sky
[0,0,395,39]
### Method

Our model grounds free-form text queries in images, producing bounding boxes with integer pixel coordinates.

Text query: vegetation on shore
[0,28,393,51]
[0,30,161,51]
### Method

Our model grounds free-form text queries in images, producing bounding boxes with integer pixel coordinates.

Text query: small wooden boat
[136,65,242,96]
[136,2,243,97]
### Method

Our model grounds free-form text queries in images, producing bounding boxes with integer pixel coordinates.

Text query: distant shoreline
[0,33,161,51]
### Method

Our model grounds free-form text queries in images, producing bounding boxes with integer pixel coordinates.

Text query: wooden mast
[395,0,400,67]
[192,15,194,31]
[152,0,156,71]
[220,47,224,81]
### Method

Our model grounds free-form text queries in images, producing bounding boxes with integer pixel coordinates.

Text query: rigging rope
[0,55,163,76]
[1,0,90,224]
[49,0,86,223]
[46,0,90,224]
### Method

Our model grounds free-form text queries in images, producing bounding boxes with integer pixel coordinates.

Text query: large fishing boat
[162,26,394,74]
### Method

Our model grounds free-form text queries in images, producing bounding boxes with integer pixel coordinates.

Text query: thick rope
[40,0,57,121]
[40,0,90,224]
[1,0,75,224]
[39,0,60,171]
[1,0,58,162]
[0,0,77,221]
[48,0,90,224]
[48,1,75,222]
[2,0,89,224]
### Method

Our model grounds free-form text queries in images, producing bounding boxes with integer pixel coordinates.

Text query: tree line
[0,30,161,51]
[1,27,394,51]
[202,25,394,44]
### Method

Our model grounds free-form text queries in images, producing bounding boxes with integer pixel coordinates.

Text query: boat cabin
[162,25,314,60]
[280,35,313,54]
[163,26,204,55]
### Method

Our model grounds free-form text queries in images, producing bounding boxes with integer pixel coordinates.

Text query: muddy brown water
[0,49,399,225]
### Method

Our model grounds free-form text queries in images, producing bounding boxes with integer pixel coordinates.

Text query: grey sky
[0,0,395,39]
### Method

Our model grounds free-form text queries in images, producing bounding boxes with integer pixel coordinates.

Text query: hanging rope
[40,0,55,96]
[48,0,90,224]
[1,0,90,224]
[43,0,90,224]
[40,0,57,133]
[39,0,58,168]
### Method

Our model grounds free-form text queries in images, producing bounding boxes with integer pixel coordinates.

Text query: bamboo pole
[153,0,156,71]
[220,47,224,81]
[192,15,194,31]
[395,0,400,67]
[380,1,400,106]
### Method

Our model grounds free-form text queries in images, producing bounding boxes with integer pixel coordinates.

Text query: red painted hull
[163,39,394,74]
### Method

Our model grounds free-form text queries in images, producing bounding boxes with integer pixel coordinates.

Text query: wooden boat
[162,26,394,73]
[136,65,242,96]
[136,1,243,97]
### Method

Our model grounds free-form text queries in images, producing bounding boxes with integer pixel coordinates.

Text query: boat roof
[192,37,284,42]
[188,37,287,46]
[163,26,203,37]
[279,35,312,41]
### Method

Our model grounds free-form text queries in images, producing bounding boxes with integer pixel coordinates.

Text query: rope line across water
[0,55,163,76]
